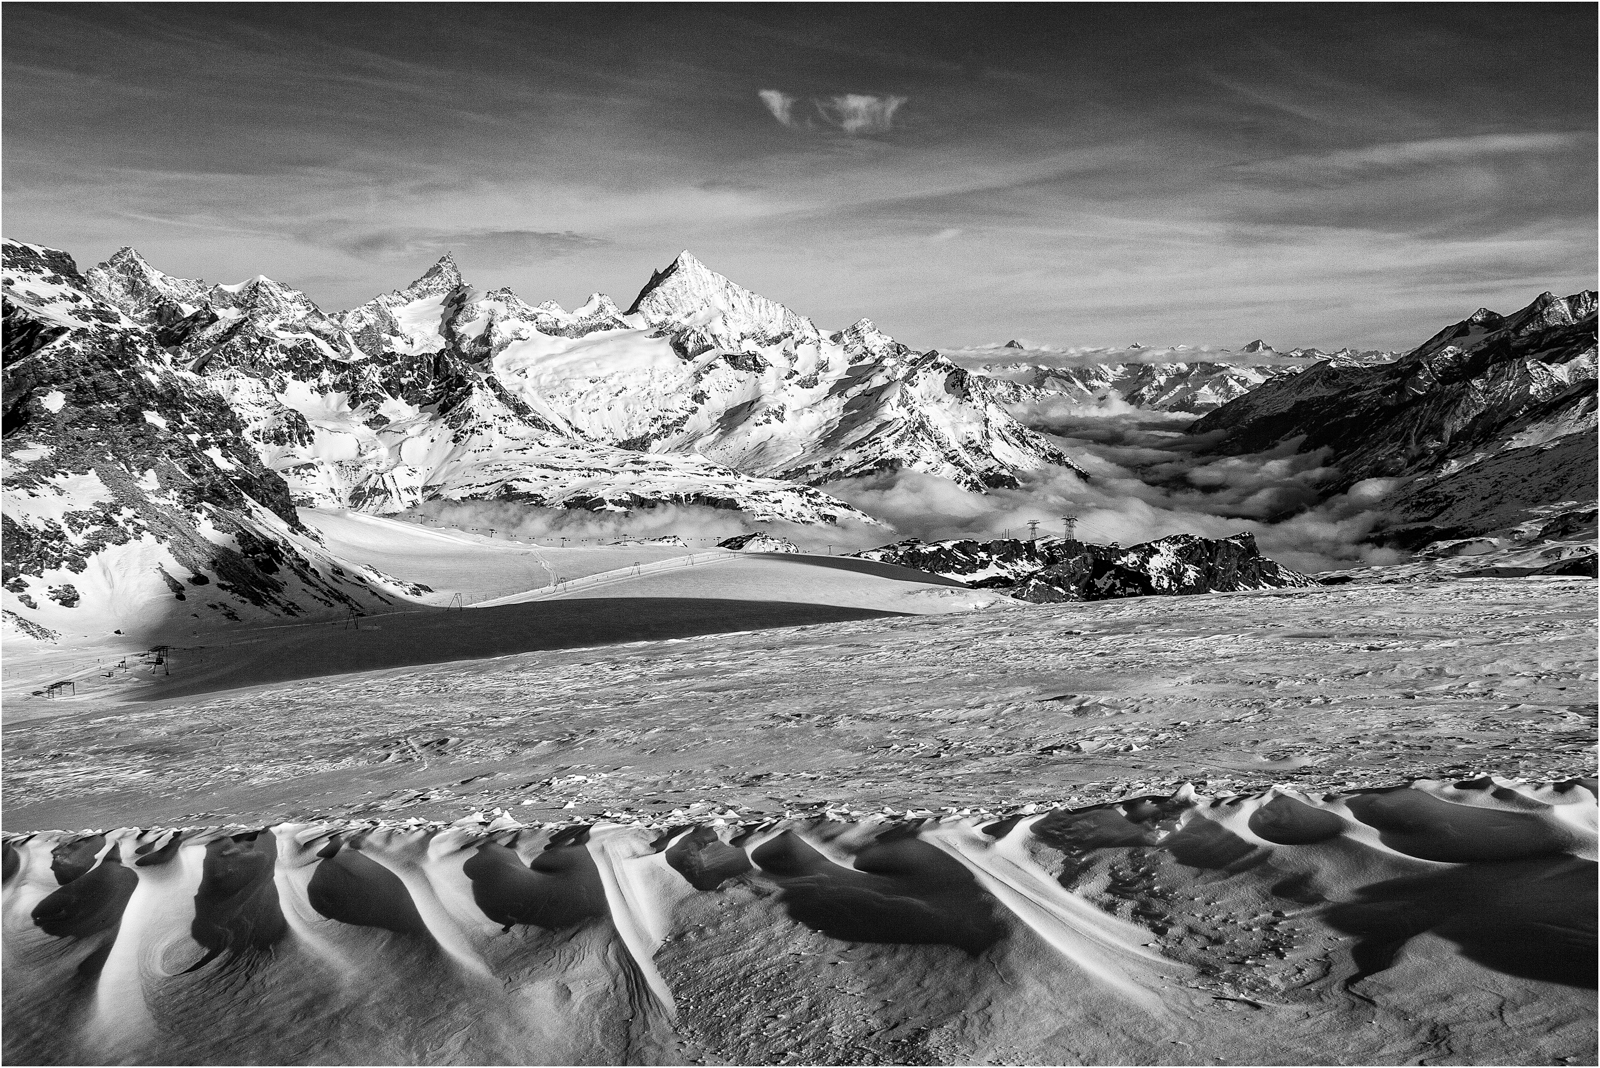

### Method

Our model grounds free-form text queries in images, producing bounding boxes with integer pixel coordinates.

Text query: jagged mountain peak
[333,255,474,358]
[1404,289,1596,365]
[573,292,621,318]
[90,247,201,287]
[83,247,214,327]
[1506,289,1595,334]
[669,248,707,273]
[625,249,705,315]
[105,245,152,269]
[209,273,320,319]
[468,285,537,313]
[406,252,465,295]
[832,317,909,363]
[625,250,818,345]
[1242,339,1272,353]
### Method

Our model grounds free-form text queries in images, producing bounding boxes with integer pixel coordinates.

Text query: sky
[5,3,1595,350]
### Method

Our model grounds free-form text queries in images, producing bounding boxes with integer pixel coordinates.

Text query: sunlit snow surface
[3,775,1594,1065]
[3,504,1595,1065]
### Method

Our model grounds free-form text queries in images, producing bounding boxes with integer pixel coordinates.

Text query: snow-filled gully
[4,777,1594,1064]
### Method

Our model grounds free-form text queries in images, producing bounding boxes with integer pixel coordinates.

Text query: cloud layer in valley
[408,500,887,555]
[828,414,1408,575]
[407,416,1408,576]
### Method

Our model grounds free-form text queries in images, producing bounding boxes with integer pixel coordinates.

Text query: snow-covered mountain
[855,532,1315,601]
[1,241,402,642]
[79,247,875,523]
[78,245,1077,517]
[1192,291,1598,547]
[465,251,1082,488]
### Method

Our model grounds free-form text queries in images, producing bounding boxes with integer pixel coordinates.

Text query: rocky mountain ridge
[1,241,401,642]
[854,532,1315,602]
[1192,290,1598,547]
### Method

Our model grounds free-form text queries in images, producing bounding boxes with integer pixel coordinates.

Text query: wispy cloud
[759,89,908,135]
[758,89,801,128]
[1237,132,1587,179]
[816,93,908,134]
[339,227,608,263]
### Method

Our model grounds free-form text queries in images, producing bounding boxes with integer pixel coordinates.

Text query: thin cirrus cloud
[339,227,609,263]
[759,89,908,135]
[1235,132,1589,181]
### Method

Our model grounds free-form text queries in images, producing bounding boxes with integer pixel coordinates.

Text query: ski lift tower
[1027,520,1040,543]
[1061,515,1077,542]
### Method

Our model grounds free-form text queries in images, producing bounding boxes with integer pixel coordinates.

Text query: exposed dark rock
[3,239,392,627]
[718,532,800,553]
[855,532,1315,602]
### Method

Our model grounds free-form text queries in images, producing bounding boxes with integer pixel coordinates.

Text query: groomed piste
[4,777,1594,1065]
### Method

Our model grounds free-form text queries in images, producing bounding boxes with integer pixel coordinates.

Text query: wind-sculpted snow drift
[4,778,1593,1065]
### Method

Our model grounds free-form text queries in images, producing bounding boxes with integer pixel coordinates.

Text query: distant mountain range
[79,245,1077,518]
[960,342,1400,416]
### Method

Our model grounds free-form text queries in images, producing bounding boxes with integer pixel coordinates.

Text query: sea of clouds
[410,410,1406,574]
[828,412,1406,574]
